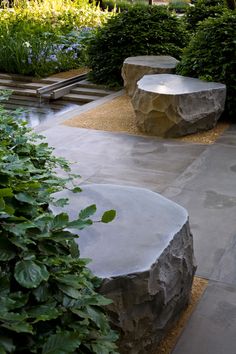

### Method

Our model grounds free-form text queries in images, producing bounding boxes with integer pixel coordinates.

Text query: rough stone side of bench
[99,221,196,354]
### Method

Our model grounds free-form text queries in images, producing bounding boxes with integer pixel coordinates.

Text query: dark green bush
[177,11,236,120]
[0,94,118,353]
[85,5,189,86]
[185,0,227,30]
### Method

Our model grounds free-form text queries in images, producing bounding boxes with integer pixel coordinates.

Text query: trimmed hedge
[177,11,236,120]
[85,5,189,86]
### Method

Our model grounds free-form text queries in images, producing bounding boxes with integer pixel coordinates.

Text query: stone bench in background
[131,74,226,138]
[121,55,179,97]
[53,184,196,354]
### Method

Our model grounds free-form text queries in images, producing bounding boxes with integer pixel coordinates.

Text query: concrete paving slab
[41,125,89,149]
[43,126,206,191]
[163,187,236,282]
[85,167,178,192]
[172,281,236,354]
[211,233,236,284]
[170,144,236,197]
[215,133,236,146]
[225,124,236,132]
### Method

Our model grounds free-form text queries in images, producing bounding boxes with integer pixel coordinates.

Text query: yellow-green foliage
[0,0,111,30]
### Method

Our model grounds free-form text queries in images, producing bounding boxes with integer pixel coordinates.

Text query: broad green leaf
[52,198,68,207]
[1,321,33,334]
[68,219,93,230]
[0,188,13,197]
[0,275,10,296]
[14,260,49,288]
[69,240,80,258]
[4,204,15,215]
[51,231,75,241]
[15,192,37,205]
[56,274,83,289]
[101,210,116,223]
[33,283,50,302]
[86,306,107,331]
[7,221,36,236]
[79,204,96,219]
[51,213,69,230]
[42,332,81,354]
[9,292,29,309]
[91,342,118,354]
[34,214,54,231]
[57,284,81,299]
[0,237,16,261]
[72,187,82,193]
[28,303,61,322]
[92,294,113,306]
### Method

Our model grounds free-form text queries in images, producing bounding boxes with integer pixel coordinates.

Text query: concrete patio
[40,118,236,353]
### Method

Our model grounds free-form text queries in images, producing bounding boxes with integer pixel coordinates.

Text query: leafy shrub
[185,0,227,30]
[0,94,118,353]
[177,11,236,120]
[85,5,189,86]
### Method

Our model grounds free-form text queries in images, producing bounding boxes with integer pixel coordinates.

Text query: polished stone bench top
[52,184,188,278]
[123,56,179,69]
[138,74,226,95]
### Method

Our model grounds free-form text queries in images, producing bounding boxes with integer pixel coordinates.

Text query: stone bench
[131,74,226,138]
[121,56,179,97]
[53,184,196,354]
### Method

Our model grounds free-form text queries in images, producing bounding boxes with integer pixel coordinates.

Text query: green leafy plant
[0,93,118,353]
[177,11,236,120]
[85,5,189,87]
[0,0,111,77]
[185,0,227,30]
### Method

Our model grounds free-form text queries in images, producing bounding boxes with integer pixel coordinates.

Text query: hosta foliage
[0,94,118,353]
